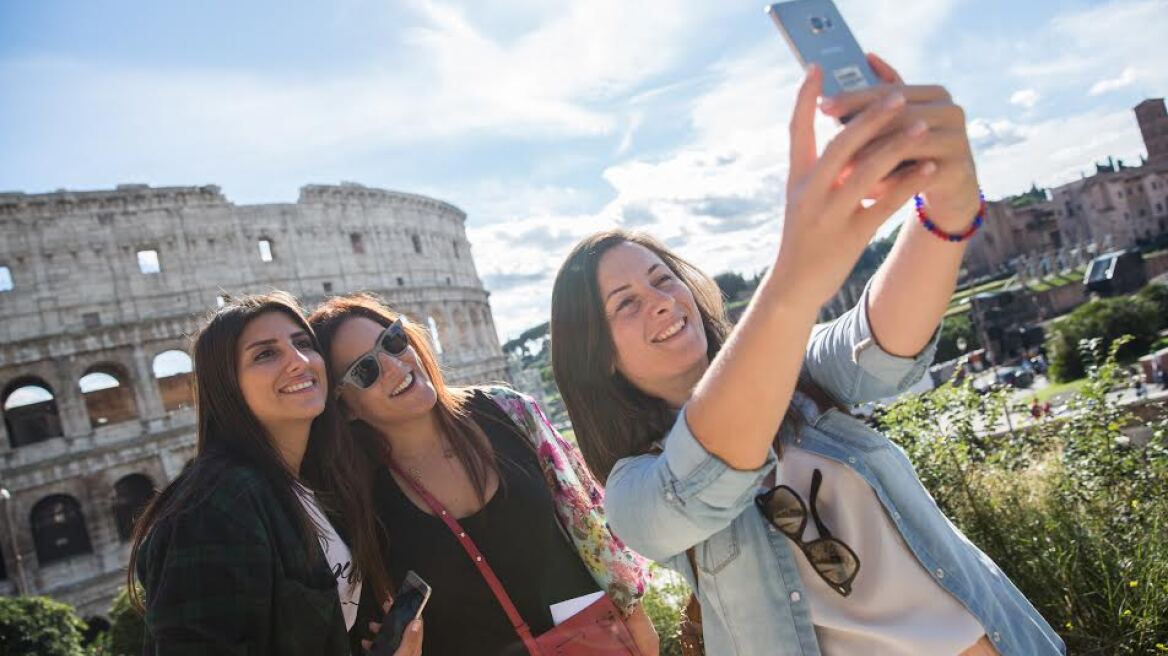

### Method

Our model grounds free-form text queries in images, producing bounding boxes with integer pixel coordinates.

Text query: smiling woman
[127,292,420,656]
[307,293,659,656]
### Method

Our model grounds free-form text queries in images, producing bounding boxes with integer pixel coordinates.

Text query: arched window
[153,350,194,412]
[31,495,93,565]
[79,364,138,427]
[427,315,444,355]
[411,234,423,254]
[112,474,156,541]
[3,378,64,448]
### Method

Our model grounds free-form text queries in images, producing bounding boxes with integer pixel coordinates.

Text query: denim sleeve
[604,407,776,562]
[804,279,941,406]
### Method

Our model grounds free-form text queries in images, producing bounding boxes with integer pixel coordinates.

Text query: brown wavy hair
[551,229,833,482]
[129,291,390,611]
[307,293,499,506]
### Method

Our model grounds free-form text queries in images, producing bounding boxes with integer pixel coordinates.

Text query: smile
[390,372,415,397]
[279,379,316,394]
[652,317,687,343]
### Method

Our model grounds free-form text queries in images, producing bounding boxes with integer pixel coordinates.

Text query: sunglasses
[338,319,410,390]
[755,468,861,597]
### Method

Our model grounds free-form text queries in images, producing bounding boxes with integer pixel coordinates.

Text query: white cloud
[1089,67,1138,96]
[1009,89,1040,109]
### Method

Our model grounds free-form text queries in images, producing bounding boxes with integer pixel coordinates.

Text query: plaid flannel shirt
[137,461,351,656]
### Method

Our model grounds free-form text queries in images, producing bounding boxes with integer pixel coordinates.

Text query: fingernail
[907,120,928,137]
[884,93,905,110]
[412,621,422,633]
[820,96,836,110]
[922,161,938,176]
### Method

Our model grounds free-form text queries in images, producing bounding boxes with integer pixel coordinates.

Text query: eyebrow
[604,263,662,305]
[244,330,309,352]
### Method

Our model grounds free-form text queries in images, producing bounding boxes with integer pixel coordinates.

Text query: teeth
[391,372,414,396]
[653,319,685,343]
[281,380,314,393]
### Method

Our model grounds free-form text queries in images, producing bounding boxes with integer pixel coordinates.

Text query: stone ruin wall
[0,182,508,618]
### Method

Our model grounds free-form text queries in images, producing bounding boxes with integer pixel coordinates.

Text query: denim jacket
[605,287,1065,655]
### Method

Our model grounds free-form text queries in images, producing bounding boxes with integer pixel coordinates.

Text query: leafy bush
[104,586,143,656]
[936,312,980,363]
[877,337,1168,654]
[1046,295,1160,382]
[641,565,691,656]
[0,596,88,656]
[1136,283,1168,332]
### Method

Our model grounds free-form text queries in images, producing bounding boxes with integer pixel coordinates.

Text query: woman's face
[330,316,439,427]
[597,242,709,403]
[235,311,328,432]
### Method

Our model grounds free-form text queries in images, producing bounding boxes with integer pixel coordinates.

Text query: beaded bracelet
[914,191,986,243]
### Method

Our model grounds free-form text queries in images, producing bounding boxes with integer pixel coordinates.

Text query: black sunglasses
[755,468,861,597]
[338,319,410,390]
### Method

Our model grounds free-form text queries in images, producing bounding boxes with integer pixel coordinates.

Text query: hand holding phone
[766,0,879,100]
[367,571,431,656]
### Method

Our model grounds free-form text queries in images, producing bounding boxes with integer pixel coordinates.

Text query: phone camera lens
[809,16,832,33]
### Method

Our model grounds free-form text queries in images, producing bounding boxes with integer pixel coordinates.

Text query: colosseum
[0,182,508,621]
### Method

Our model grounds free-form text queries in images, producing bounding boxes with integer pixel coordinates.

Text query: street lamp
[0,487,30,595]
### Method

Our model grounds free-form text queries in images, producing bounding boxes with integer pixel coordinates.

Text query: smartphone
[368,571,431,656]
[765,0,879,99]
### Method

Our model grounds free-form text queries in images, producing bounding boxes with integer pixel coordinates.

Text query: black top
[371,391,600,656]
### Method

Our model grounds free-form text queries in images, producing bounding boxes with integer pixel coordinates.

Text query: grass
[1033,377,1088,404]
[1027,266,1087,293]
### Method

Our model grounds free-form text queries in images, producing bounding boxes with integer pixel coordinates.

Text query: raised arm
[683,64,936,471]
[825,54,981,358]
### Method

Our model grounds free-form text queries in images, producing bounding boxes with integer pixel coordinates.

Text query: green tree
[713,272,748,301]
[1135,283,1168,331]
[935,313,980,363]
[0,596,88,656]
[1046,295,1159,382]
[104,586,144,656]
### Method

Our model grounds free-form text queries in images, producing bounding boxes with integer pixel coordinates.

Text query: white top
[776,394,986,656]
[296,485,363,630]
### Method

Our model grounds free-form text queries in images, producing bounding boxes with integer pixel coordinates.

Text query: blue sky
[2,0,1165,340]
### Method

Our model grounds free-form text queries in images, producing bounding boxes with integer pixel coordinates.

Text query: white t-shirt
[296,485,363,630]
[777,394,986,655]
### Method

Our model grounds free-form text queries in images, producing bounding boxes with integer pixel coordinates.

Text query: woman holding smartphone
[129,292,422,656]
[308,294,658,656]
[549,56,1064,656]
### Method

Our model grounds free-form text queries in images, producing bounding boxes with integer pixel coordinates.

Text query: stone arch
[479,307,497,350]
[111,473,156,542]
[152,350,194,412]
[2,376,64,448]
[79,363,138,428]
[451,307,469,352]
[469,306,484,350]
[30,494,93,565]
[426,311,445,355]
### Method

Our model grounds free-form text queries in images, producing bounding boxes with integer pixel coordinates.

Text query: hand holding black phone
[368,571,431,656]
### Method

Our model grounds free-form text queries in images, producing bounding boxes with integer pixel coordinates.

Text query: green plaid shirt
[137,461,352,656]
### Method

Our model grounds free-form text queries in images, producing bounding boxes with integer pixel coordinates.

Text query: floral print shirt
[482,385,648,614]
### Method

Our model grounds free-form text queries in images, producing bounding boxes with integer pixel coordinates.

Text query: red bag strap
[386,459,543,656]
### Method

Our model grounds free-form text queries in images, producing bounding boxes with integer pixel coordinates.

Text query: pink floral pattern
[483,386,648,613]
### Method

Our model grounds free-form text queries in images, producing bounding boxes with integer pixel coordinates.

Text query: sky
[2,0,1166,343]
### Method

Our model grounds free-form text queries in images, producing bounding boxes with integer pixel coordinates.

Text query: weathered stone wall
[0,182,507,618]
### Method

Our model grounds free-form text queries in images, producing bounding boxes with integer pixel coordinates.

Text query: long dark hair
[551,229,834,482]
[129,292,390,610]
[308,293,500,507]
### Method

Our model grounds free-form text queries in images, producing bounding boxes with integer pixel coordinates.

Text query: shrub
[0,596,88,656]
[1046,296,1159,382]
[641,565,690,656]
[877,337,1168,654]
[104,586,143,656]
